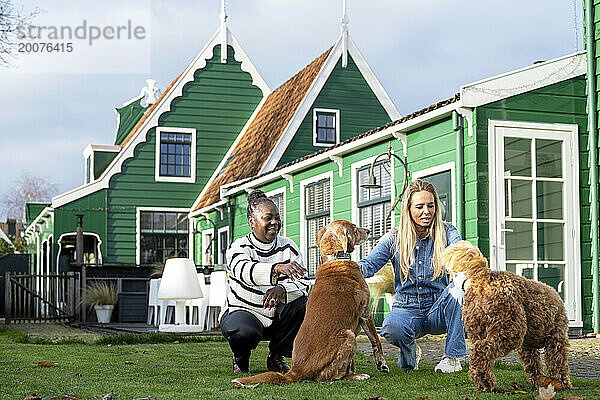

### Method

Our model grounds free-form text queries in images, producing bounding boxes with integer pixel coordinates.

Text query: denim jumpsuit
[359,224,467,370]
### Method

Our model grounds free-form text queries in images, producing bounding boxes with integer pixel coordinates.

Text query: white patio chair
[147,278,160,325]
[206,270,227,330]
[155,278,176,324]
[187,273,209,330]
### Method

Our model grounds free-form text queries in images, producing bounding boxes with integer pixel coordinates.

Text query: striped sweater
[221,233,310,327]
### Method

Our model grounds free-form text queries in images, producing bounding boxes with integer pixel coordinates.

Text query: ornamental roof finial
[341,0,349,68]
[220,0,228,63]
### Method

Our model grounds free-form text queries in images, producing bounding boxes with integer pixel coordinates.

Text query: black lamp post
[193,215,216,268]
[360,142,409,221]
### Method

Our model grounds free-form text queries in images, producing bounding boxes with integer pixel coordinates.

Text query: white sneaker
[414,344,422,370]
[434,356,462,373]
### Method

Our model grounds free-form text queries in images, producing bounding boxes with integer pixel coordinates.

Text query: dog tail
[442,240,489,280]
[232,370,300,388]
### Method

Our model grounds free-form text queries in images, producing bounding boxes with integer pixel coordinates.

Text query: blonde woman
[359,179,467,373]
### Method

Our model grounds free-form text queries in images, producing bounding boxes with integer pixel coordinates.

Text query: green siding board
[54,190,108,262]
[93,151,118,179]
[277,56,392,166]
[114,99,146,146]
[103,44,263,264]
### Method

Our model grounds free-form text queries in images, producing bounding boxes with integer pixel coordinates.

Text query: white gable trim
[259,34,400,174]
[461,51,586,108]
[52,27,270,209]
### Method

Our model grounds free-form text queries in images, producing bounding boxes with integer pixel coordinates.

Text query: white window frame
[265,186,287,236]
[351,155,396,262]
[136,206,191,265]
[300,170,334,270]
[313,108,340,147]
[155,127,197,183]
[411,161,456,227]
[487,119,581,327]
[217,226,229,265]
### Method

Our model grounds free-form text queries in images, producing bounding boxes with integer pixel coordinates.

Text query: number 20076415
[18,42,73,53]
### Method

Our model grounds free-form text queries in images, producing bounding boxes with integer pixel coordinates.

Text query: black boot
[266,353,290,374]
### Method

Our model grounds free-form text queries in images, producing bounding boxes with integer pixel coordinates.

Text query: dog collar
[321,252,352,263]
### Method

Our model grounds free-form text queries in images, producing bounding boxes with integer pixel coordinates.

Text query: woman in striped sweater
[220,190,310,374]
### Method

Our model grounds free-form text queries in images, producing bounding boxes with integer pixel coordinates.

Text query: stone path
[356,334,600,380]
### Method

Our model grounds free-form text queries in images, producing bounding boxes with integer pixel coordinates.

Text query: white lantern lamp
[158,258,203,332]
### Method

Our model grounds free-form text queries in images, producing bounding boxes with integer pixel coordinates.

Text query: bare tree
[0,0,42,67]
[2,171,57,222]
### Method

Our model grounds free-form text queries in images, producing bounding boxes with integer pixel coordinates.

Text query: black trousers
[221,296,307,362]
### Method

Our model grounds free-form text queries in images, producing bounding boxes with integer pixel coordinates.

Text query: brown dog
[232,220,389,388]
[442,241,571,392]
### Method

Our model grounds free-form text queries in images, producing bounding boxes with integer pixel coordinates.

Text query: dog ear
[316,225,327,247]
[339,225,349,253]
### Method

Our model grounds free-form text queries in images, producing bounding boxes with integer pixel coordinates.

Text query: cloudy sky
[0,0,584,218]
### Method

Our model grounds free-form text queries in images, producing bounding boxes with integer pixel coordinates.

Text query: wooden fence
[4,272,80,324]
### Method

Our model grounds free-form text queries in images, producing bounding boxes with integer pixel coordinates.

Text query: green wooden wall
[114,99,146,146]
[104,45,263,264]
[476,76,590,329]
[277,56,393,167]
[53,190,108,263]
[93,151,118,180]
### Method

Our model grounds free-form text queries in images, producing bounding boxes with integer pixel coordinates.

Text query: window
[305,178,331,276]
[413,164,454,224]
[85,156,91,184]
[155,127,196,183]
[357,160,393,258]
[218,227,229,265]
[267,188,285,235]
[160,132,191,177]
[313,109,340,146]
[140,211,189,264]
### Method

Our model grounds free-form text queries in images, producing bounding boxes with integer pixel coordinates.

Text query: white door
[489,120,581,326]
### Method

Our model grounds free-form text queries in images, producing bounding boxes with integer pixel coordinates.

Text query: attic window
[155,127,196,183]
[313,108,340,147]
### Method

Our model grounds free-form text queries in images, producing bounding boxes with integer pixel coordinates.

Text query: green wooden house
[194,51,597,334]
[22,15,270,272]
[22,10,399,287]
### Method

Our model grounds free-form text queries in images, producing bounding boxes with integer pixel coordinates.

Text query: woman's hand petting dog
[263,285,285,309]
[274,261,306,280]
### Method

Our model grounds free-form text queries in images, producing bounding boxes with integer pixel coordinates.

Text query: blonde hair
[394,179,447,283]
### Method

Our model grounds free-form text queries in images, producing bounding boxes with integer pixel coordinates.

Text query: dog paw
[376,361,389,373]
[231,379,259,389]
[491,385,506,393]
[355,373,370,380]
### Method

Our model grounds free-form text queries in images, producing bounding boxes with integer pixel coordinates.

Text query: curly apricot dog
[442,241,571,392]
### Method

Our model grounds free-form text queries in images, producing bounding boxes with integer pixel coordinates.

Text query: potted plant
[83,281,118,323]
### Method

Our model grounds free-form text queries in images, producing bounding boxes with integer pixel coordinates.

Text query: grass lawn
[0,328,598,400]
